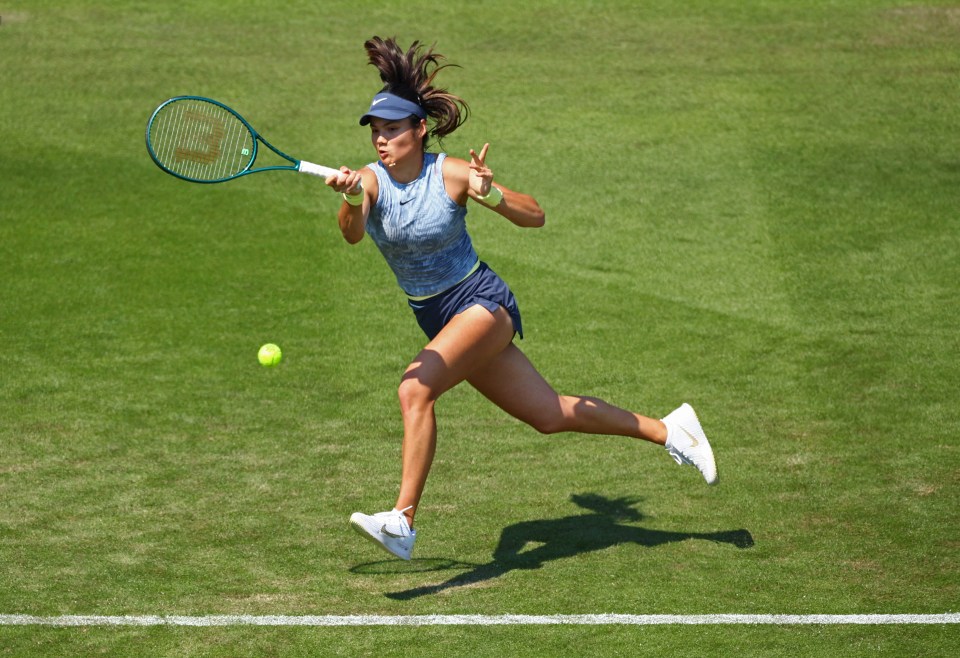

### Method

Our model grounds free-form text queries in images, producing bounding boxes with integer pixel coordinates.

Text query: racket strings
[150,100,253,181]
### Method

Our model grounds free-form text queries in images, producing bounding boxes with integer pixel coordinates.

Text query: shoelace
[381,506,414,538]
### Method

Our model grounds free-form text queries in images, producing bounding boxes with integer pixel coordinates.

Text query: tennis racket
[145,96,341,184]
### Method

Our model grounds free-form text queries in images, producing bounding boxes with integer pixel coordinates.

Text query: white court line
[1,614,957,627]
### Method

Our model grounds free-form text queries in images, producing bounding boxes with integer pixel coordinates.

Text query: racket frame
[145,95,339,183]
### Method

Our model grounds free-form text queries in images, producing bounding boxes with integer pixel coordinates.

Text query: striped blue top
[365,153,479,297]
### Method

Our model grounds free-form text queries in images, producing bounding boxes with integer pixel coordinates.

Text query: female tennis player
[326,36,717,560]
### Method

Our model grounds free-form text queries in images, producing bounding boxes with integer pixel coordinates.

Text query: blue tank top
[365,153,479,297]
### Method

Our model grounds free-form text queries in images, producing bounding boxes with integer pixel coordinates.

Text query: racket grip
[298,160,342,179]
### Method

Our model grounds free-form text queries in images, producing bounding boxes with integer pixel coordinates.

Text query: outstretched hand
[468,143,493,196]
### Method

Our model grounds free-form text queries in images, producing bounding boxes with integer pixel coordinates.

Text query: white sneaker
[663,403,718,485]
[349,506,416,560]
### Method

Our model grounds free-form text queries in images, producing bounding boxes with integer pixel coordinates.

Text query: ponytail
[363,36,469,147]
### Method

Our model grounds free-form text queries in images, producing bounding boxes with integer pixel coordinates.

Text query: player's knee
[529,413,567,435]
[397,377,434,415]
[525,395,573,435]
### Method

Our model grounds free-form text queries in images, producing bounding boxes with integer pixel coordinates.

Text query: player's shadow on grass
[370,493,754,600]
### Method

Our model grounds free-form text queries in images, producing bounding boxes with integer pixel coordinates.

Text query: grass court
[1,1,958,655]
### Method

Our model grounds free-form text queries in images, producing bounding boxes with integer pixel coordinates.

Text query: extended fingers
[470,143,491,167]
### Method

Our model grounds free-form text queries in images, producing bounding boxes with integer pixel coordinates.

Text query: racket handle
[298,160,342,179]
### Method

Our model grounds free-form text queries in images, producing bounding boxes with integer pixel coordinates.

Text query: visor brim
[359,109,422,126]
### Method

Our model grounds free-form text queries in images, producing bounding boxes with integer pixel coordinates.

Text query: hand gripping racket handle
[297,160,343,179]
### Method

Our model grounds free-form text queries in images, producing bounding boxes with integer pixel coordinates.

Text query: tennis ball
[258,343,282,367]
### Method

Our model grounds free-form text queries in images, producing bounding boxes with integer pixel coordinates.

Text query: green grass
[1,0,958,655]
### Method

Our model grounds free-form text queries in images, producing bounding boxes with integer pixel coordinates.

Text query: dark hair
[363,36,469,148]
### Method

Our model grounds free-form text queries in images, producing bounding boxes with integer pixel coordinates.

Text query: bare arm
[326,167,374,244]
[445,144,545,228]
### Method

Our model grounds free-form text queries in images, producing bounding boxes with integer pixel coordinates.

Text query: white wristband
[342,181,363,206]
[476,185,503,207]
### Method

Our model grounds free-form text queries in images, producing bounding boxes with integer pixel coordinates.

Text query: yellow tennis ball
[258,343,282,367]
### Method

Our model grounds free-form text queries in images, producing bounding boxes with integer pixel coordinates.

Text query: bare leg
[468,343,667,444]
[392,305,668,528]
[394,305,516,526]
